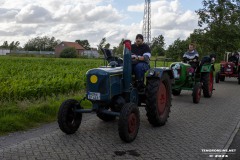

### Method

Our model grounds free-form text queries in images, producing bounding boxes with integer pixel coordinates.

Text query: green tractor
[57,40,174,143]
[170,60,214,103]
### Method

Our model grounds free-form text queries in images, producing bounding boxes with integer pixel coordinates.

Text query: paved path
[0,78,240,160]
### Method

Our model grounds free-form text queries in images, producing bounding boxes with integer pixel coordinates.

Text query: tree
[97,38,107,55]
[60,47,77,58]
[9,41,20,51]
[112,39,124,56]
[75,40,91,49]
[196,0,240,59]
[24,36,60,51]
[0,41,9,49]
[151,35,165,57]
[165,38,189,61]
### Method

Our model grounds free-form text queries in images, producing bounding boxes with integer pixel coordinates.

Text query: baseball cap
[136,34,144,41]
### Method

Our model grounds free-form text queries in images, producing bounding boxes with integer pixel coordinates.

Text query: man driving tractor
[131,34,151,91]
[183,43,199,69]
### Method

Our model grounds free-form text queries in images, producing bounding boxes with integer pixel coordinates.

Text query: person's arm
[183,53,188,63]
[137,44,151,62]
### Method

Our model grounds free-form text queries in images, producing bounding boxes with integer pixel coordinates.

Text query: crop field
[0,56,105,102]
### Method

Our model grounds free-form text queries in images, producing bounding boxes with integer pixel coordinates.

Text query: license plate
[226,68,231,71]
[88,92,100,100]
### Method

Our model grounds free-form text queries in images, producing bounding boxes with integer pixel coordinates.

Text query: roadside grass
[0,91,91,136]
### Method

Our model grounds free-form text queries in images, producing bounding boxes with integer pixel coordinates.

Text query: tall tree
[196,0,240,58]
[24,36,60,51]
[75,39,91,49]
[166,38,189,61]
[97,37,107,55]
[1,41,9,49]
[151,35,165,57]
[9,41,20,51]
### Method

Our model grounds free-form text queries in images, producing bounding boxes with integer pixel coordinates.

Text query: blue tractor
[57,40,174,142]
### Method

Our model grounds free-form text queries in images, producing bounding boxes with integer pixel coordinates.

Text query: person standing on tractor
[131,34,151,91]
[183,43,199,69]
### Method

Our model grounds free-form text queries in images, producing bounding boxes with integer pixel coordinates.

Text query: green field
[0,56,105,101]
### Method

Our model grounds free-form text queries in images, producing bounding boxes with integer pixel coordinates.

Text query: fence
[11,50,55,55]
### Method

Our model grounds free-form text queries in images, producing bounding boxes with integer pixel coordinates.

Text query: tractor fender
[146,67,174,80]
[200,64,214,72]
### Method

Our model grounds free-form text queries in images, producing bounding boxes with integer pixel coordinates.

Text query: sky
[0,0,203,49]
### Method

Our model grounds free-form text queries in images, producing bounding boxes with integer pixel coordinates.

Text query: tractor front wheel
[118,103,140,143]
[202,71,214,98]
[145,73,171,126]
[192,83,201,104]
[58,99,82,134]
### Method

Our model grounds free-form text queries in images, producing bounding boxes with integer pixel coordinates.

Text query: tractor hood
[86,66,123,76]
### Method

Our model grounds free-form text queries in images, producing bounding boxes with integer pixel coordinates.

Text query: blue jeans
[132,62,150,81]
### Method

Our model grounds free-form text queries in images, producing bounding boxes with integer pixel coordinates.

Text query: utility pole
[142,0,151,44]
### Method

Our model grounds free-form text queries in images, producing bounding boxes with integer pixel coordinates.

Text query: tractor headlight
[90,75,98,84]
[149,69,155,76]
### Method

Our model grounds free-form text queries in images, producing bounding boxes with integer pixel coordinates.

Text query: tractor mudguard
[146,67,174,80]
[200,64,213,72]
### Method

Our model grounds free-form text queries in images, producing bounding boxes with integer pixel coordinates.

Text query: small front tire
[118,103,140,143]
[192,83,201,104]
[58,99,82,134]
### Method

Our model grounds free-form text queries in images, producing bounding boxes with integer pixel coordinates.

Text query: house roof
[61,41,85,50]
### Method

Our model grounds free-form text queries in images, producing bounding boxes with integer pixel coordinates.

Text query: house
[54,41,85,57]
[83,48,99,58]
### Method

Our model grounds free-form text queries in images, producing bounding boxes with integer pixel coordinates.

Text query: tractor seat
[101,48,123,66]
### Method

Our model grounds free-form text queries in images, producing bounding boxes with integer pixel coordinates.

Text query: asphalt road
[0,78,240,160]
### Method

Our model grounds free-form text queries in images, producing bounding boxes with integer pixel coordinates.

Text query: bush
[60,47,77,58]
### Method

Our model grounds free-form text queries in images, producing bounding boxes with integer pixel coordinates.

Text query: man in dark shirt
[131,34,151,91]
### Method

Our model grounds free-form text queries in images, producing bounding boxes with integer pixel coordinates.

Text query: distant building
[55,41,85,57]
[83,48,99,58]
[0,49,10,55]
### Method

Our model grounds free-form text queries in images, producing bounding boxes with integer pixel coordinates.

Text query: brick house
[54,41,85,57]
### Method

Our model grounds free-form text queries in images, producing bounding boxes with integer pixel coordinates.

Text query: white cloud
[0,0,199,48]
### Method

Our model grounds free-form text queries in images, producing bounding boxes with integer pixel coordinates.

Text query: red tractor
[215,52,240,84]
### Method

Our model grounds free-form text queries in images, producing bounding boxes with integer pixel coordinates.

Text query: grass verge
[0,91,92,136]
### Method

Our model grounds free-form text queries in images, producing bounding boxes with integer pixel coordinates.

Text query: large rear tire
[118,103,140,143]
[192,83,201,104]
[202,71,214,98]
[145,73,171,126]
[58,99,82,134]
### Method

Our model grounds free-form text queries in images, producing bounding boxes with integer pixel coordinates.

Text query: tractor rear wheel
[172,89,181,96]
[202,71,214,98]
[145,73,171,126]
[118,103,140,143]
[192,83,201,104]
[58,99,82,134]
[215,71,220,83]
